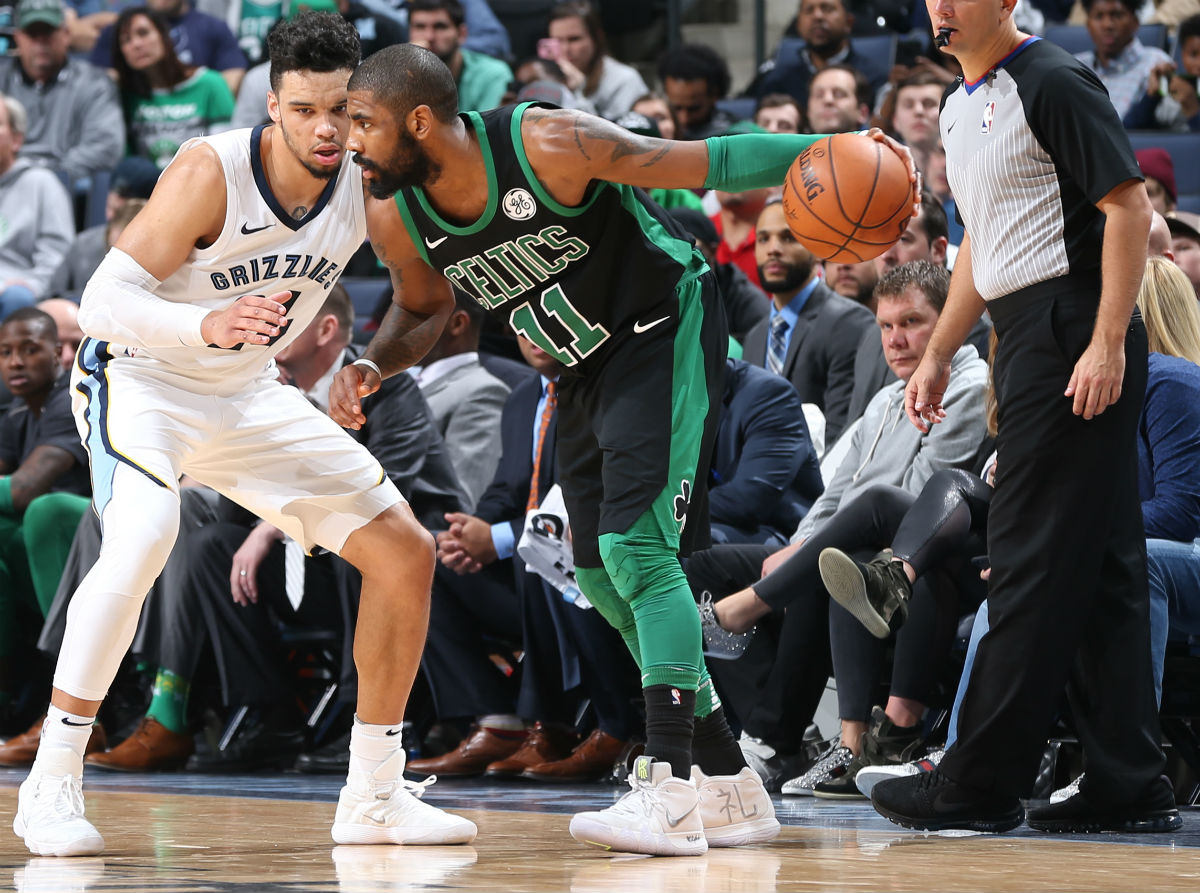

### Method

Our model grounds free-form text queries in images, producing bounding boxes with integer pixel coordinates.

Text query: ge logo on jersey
[503,188,537,220]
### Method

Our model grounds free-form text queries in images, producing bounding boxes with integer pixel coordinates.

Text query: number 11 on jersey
[509,283,610,367]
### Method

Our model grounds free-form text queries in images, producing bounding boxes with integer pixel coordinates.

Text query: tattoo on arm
[368,303,446,375]
[10,446,75,513]
[571,117,593,162]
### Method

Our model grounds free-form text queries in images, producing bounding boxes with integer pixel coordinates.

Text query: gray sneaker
[698,592,753,660]
[819,548,912,638]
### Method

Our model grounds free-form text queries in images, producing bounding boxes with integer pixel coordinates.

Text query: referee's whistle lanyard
[853,395,907,483]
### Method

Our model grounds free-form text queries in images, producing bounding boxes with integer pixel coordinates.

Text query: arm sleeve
[704,132,826,193]
[1027,63,1143,204]
[78,248,211,349]
[490,521,515,560]
[1141,370,1200,541]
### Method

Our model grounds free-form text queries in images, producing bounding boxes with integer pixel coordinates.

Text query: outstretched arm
[520,107,917,210]
[328,194,454,430]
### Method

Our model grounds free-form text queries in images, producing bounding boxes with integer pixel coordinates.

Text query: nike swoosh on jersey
[241,222,275,235]
[425,235,448,249]
[633,316,670,334]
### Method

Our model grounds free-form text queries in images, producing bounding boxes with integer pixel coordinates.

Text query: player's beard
[354,129,440,199]
[280,120,340,181]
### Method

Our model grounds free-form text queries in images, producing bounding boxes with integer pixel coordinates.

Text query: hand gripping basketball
[781,129,921,263]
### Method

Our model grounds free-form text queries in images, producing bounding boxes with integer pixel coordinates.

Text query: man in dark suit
[410,335,641,781]
[741,198,875,445]
[77,285,469,772]
[710,358,824,546]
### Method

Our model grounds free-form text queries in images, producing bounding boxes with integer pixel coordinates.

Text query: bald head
[36,298,82,370]
[1149,211,1174,261]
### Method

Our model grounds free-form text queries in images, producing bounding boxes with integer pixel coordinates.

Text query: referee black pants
[940,286,1165,802]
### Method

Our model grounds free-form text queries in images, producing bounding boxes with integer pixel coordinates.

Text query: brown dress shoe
[0,715,107,768]
[485,722,577,777]
[85,717,193,772]
[522,729,627,782]
[407,726,525,777]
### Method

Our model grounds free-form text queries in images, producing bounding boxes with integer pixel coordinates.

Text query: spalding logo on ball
[782,132,914,263]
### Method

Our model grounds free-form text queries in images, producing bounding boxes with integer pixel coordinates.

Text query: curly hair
[268,11,361,94]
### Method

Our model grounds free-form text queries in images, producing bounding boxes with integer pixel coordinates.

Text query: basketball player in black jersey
[330,42,917,856]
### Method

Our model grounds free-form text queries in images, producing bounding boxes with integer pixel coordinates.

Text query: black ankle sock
[691,707,747,777]
[643,685,696,778]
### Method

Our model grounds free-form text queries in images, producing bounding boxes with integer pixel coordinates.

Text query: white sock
[348,714,402,777]
[37,706,96,772]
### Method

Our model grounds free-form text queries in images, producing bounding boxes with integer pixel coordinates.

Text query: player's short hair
[1180,13,1200,45]
[410,0,464,26]
[1082,0,1138,14]
[656,44,731,98]
[321,283,355,339]
[268,11,361,94]
[874,260,949,314]
[348,43,459,124]
[1,306,58,341]
[452,286,486,330]
[916,189,948,245]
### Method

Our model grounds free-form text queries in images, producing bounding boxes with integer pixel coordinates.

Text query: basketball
[781,132,914,263]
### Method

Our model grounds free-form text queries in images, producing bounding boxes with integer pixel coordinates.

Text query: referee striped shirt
[939,37,1143,302]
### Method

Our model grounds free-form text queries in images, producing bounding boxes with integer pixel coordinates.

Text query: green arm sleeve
[703,132,828,193]
[0,477,12,517]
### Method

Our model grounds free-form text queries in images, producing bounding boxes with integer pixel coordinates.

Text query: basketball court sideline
[0,769,1196,892]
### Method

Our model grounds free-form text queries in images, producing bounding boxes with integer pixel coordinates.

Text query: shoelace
[31,773,86,822]
[606,771,665,818]
[375,773,437,801]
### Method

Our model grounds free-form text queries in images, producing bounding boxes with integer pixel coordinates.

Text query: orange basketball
[781,132,913,263]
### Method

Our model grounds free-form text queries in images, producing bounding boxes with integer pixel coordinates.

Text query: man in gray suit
[415,288,511,511]
[741,199,874,445]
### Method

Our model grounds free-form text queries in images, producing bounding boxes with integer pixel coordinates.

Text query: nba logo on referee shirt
[981,101,996,134]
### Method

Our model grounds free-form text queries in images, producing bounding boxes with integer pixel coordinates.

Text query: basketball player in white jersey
[13,12,476,856]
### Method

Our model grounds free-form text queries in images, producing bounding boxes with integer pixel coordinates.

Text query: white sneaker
[780,744,853,796]
[692,765,780,846]
[569,756,707,857]
[1050,773,1083,804]
[331,751,477,845]
[854,748,944,798]
[14,857,105,892]
[13,750,104,857]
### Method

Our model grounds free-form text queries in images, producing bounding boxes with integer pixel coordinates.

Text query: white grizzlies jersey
[141,124,366,383]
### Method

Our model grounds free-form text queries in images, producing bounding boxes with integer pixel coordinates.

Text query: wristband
[352,358,382,378]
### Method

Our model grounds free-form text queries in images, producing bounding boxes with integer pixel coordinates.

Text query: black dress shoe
[295,730,351,774]
[1026,774,1182,833]
[188,709,307,772]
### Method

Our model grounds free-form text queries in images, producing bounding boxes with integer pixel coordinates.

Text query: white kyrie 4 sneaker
[14,749,104,857]
[569,756,707,857]
[854,748,945,798]
[692,766,780,847]
[331,750,477,846]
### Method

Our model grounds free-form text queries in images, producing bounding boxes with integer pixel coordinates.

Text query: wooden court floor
[0,769,1197,892]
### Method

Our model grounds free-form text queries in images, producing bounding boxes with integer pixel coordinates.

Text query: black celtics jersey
[393,102,709,373]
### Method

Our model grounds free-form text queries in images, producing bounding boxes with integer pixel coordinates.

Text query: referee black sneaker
[1026,774,1182,833]
[872,767,1024,833]
[819,548,911,639]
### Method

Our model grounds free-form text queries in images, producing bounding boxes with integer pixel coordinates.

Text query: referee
[871,0,1181,833]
